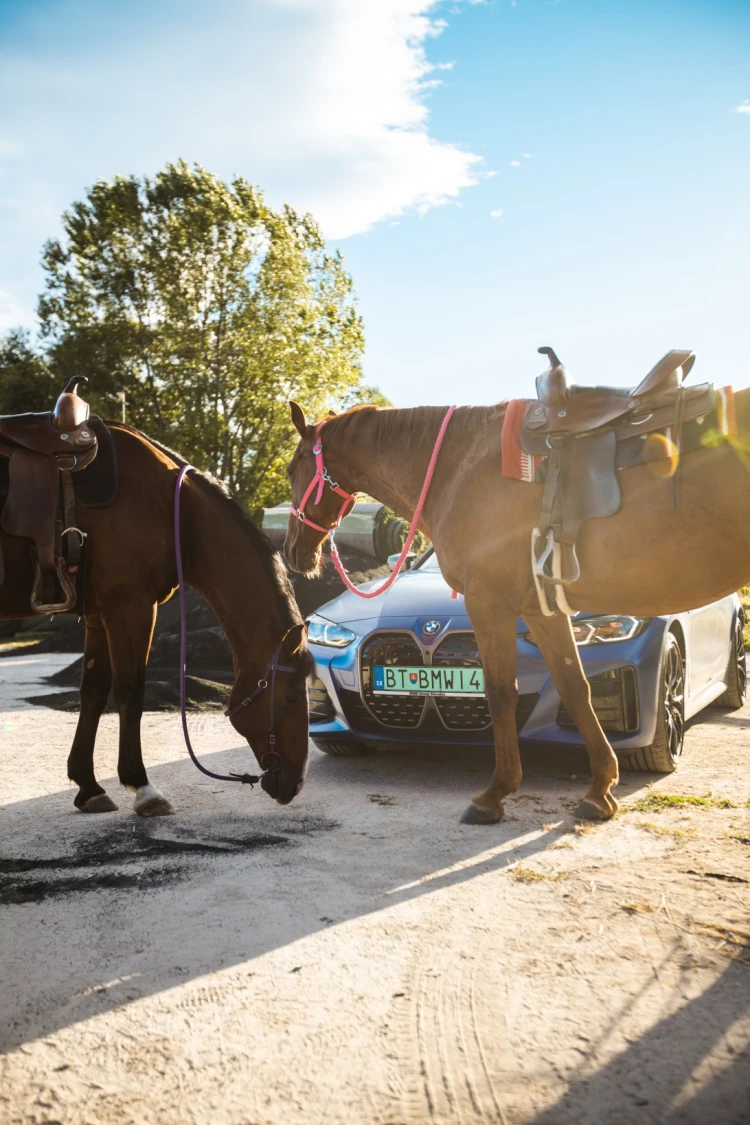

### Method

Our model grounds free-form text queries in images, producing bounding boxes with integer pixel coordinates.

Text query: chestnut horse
[1,424,311,815]
[284,391,750,825]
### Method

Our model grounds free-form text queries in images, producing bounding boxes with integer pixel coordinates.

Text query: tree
[0,329,57,415]
[38,161,370,508]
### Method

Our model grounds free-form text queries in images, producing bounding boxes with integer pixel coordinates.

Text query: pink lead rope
[327,405,457,599]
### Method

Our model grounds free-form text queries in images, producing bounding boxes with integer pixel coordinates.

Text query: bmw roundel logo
[423,620,441,636]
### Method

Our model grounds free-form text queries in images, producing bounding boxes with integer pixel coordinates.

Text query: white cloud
[734,102,750,115]
[510,160,521,167]
[0,288,35,332]
[521,152,533,158]
[490,208,503,218]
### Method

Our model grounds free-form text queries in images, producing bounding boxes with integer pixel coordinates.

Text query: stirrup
[30,557,78,614]
[531,529,574,617]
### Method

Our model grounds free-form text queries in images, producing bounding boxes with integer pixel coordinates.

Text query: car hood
[313,570,527,634]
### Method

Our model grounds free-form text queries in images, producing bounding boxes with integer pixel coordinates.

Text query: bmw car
[306,549,746,773]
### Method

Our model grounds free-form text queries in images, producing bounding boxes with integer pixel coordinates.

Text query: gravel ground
[0,653,748,1125]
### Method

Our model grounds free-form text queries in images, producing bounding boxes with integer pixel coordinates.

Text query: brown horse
[1,424,311,815]
[284,391,750,825]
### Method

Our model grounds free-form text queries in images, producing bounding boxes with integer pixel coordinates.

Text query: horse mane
[317,403,462,448]
[108,422,303,635]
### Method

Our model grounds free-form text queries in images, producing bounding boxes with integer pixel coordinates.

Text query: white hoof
[79,793,119,813]
[134,784,174,817]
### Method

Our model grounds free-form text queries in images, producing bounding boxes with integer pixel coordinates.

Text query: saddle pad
[502,399,544,482]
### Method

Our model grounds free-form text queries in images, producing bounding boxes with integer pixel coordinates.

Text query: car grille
[361,633,426,728]
[432,633,490,729]
[557,667,639,733]
[354,629,539,734]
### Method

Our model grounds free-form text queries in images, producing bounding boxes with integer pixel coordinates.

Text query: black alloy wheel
[623,631,685,773]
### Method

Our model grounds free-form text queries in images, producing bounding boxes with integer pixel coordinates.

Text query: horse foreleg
[103,599,174,817]
[461,605,522,825]
[67,614,118,812]
[525,613,619,820]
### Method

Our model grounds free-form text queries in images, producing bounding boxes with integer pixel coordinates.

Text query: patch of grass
[638,820,697,842]
[547,839,573,850]
[696,923,750,966]
[510,865,568,883]
[627,793,737,813]
[619,900,655,914]
[367,793,396,807]
[0,637,43,651]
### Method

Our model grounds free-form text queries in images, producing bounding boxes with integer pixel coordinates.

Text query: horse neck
[181,482,295,665]
[325,406,457,527]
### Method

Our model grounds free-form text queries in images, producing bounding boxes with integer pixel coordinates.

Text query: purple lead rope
[174,464,262,785]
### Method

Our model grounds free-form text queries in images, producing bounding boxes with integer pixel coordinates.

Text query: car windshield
[415,549,441,572]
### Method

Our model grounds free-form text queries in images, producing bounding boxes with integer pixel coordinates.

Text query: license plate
[373,665,484,696]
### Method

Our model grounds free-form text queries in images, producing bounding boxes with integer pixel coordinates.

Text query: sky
[0,0,748,406]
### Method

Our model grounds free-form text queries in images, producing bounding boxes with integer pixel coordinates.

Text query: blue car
[307,549,746,773]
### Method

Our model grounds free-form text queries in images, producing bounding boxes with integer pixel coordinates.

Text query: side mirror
[387,552,416,572]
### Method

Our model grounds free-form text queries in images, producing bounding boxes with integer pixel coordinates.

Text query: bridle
[289,406,457,601]
[174,464,297,787]
[290,421,356,534]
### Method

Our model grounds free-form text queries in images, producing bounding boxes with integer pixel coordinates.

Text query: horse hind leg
[525,613,619,820]
[68,615,118,812]
[460,605,522,825]
[103,598,174,817]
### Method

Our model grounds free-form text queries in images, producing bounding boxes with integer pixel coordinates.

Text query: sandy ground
[1,653,749,1125]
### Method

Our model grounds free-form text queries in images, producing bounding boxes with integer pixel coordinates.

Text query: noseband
[290,422,356,533]
[174,464,296,787]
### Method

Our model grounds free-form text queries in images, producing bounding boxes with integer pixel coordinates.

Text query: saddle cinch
[0,376,98,614]
[521,346,715,616]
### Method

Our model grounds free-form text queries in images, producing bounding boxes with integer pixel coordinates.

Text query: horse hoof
[134,785,174,817]
[460,803,503,825]
[79,793,119,813]
[575,798,614,822]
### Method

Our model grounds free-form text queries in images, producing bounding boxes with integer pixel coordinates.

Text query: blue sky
[1,0,748,405]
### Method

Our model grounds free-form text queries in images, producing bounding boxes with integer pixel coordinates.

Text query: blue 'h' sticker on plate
[373,666,384,690]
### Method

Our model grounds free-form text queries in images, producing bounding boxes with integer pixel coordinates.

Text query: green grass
[628,792,737,813]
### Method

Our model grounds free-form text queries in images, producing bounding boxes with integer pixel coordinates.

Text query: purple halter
[174,464,296,786]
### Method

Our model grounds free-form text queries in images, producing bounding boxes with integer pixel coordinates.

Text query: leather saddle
[0,376,98,613]
[519,347,715,615]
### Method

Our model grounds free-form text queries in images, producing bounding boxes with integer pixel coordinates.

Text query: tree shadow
[529,960,750,1125]
[0,741,591,1054]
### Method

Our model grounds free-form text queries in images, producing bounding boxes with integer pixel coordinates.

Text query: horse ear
[289,401,308,438]
[281,622,307,659]
[327,409,337,417]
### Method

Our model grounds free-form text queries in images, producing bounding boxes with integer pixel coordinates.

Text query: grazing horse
[1,425,311,815]
[284,392,750,825]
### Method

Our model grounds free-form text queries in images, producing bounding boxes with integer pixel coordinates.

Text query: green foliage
[37,161,370,509]
[0,329,57,415]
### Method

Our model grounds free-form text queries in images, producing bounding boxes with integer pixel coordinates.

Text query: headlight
[307,613,357,648]
[572,615,649,645]
[523,615,650,647]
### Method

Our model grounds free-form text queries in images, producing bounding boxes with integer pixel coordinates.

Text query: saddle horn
[538,346,563,368]
[62,376,89,396]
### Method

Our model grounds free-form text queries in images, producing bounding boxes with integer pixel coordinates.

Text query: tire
[713,613,747,710]
[622,631,685,773]
[312,738,373,757]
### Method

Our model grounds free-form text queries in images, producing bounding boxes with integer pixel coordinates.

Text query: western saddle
[520,347,715,615]
[0,376,98,613]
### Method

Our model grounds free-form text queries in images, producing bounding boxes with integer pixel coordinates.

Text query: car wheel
[312,738,373,757]
[622,631,684,773]
[713,613,747,711]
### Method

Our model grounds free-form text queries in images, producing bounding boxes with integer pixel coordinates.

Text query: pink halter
[290,422,356,534]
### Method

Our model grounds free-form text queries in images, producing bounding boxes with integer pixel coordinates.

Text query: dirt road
[1,654,748,1124]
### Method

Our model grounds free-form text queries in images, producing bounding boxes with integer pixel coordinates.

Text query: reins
[174,465,293,786]
[292,405,457,599]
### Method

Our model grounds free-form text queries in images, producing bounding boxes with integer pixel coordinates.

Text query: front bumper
[308,619,666,752]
